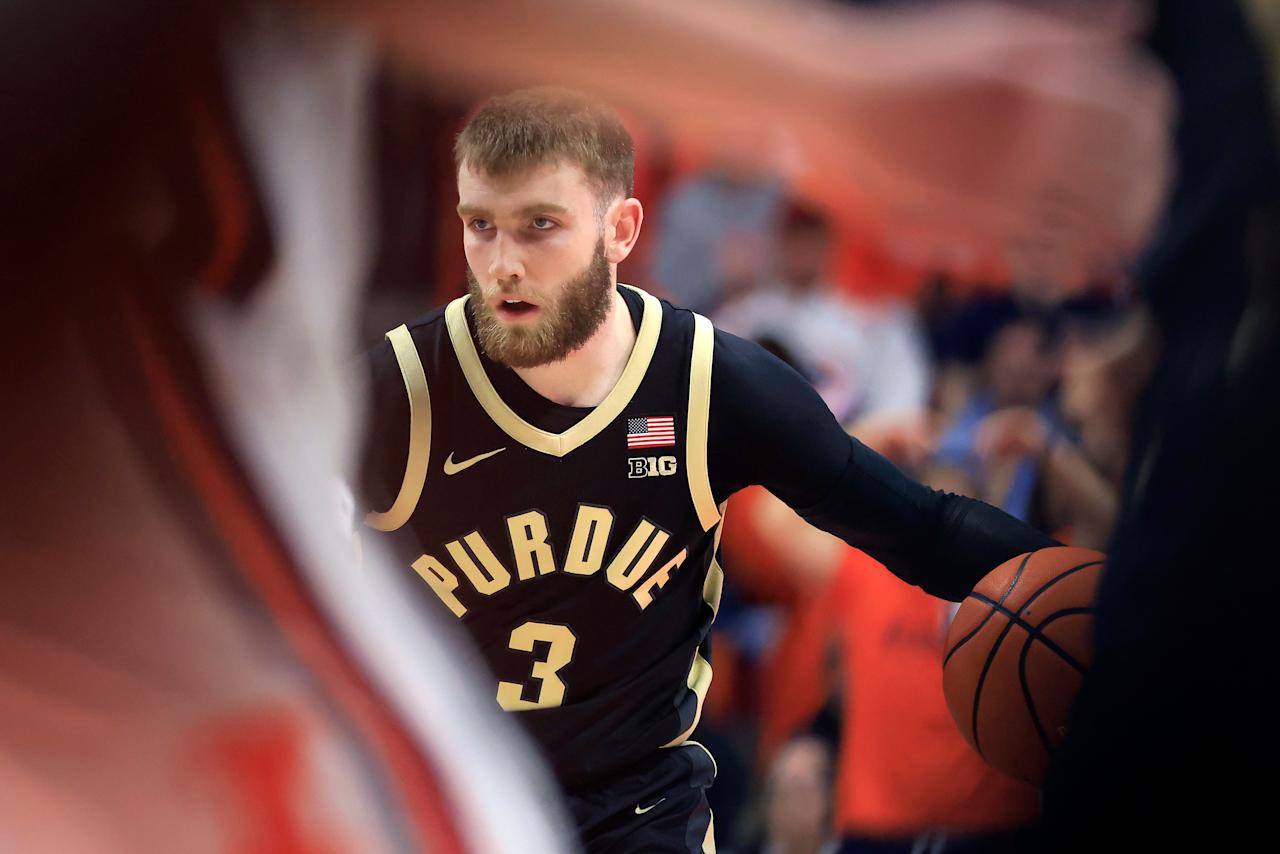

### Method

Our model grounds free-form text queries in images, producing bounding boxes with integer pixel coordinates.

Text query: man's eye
[531,217,556,230]
[470,219,491,231]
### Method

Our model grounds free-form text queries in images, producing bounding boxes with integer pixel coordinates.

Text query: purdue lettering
[409,504,689,616]
[605,519,670,592]
[564,505,614,576]
[632,548,688,609]
[410,555,467,617]
[507,510,557,580]
[444,532,511,595]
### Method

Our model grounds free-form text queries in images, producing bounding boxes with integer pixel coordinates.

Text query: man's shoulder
[708,319,789,367]
[401,299,457,338]
[620,289,782,378]
[368,301,457,356]
[621,283,699,335]
[707,321,814,410]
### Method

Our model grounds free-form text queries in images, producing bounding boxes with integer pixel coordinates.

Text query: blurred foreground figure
[1039,1,1280,849]
[352,0,1172,287]
[0,4,568,852]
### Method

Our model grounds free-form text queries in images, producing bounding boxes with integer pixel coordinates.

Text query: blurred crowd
[356,75,1156,852]
[647,166,1148,854]
[675,197,1146,854]
[3,0,1276,850]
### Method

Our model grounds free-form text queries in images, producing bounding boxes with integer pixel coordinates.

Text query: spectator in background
[965,308,1153,549]
[928,313,1062,521]
[715,202,932,430]
[745,735,840,854]
[723,495,1040,854]
[720,327,1038,854]
[925,283,1118,423]
[824,550,1038,854]
[650,125,785,314]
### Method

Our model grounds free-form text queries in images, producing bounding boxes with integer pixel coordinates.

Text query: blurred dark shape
[361,75,464,344]
[0,1,234,279]
[691,713,753,854]
[1039,0,1280,849]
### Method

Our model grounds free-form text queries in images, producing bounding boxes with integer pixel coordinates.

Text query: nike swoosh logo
[634,798,667,815]
[442,447,506,475]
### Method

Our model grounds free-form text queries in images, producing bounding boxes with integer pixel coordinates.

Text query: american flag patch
[627,416,676,449]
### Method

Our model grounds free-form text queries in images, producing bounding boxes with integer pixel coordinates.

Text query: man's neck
[513,287,635,409]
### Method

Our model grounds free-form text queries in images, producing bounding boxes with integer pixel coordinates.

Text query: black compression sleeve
[707,328,850,507]
[707,327,1056,601]
[798,437,1058,601]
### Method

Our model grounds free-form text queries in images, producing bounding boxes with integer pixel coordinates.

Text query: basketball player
[359,89,1057,853]
[0,1,1171,850]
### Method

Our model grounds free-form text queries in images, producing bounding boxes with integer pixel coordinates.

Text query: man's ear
[605,197,644,264]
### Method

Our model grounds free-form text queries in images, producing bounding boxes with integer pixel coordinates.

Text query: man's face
[987,320,1056,407]
[765,737,831,845]
[780,225,832,291]
[458,160,615,368]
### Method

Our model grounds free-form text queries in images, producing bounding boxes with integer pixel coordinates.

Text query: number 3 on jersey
[496,622,577,711]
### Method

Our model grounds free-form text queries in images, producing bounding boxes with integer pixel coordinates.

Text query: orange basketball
[942,546,1105,784]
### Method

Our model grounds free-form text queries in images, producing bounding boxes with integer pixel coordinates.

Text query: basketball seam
[1017,607,1098,760]
[1015,560,1104,612]
[964,556,1101,666]
[969,597,1094,674]
[969,610,1018,759]
[1019,630,1059,758]
[963,557,1101,759]
[944,551,1035,668]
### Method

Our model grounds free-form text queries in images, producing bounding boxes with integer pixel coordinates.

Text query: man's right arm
[709,329,1056,602]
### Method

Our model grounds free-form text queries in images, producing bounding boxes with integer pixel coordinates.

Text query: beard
[467,238,613,369]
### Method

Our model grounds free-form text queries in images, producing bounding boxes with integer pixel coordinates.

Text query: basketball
[942,547,1106,784]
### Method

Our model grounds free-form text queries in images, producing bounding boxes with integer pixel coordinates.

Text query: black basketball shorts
[564,740,718,853]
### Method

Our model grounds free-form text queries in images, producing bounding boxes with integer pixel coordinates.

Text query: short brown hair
[455,88,635,202]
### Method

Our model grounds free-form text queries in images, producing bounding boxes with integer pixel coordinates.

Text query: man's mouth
[493,297,541,320]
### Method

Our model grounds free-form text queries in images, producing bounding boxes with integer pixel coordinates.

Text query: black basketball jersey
[364,285,724,791]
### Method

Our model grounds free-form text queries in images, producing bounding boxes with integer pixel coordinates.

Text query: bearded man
[359,88,1054,853]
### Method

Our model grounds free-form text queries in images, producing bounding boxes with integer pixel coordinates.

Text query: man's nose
[488,233,525,282]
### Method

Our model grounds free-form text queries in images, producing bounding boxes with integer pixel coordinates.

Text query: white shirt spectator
[715,284,931,425]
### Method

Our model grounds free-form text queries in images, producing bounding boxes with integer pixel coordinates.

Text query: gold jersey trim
[444,285,663,458]
[687,313,720,531]
[684,739,719,779]
[704,506,727,619]
[365,324,431,532]
[663,503,727,749]
[685,737,720,852]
